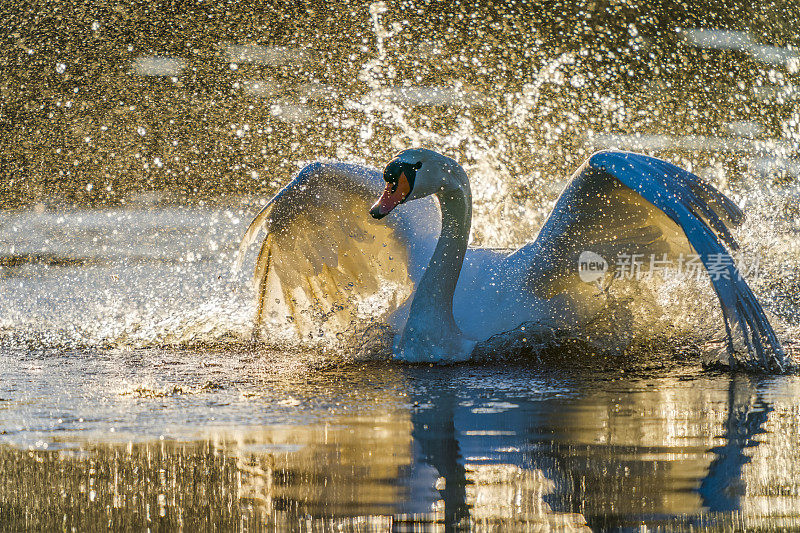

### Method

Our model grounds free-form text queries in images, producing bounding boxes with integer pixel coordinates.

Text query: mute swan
[237,149,788,371]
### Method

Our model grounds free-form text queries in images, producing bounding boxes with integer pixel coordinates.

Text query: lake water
[3,1,800,529]
[2,206,800,531]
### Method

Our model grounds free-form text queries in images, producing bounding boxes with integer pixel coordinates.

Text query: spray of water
[1,2,798,369]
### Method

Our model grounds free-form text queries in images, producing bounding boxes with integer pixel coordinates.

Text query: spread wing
[518,151,787,371]
[235,161,440,338]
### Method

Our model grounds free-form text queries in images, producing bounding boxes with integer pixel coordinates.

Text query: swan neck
[410,181,471,327]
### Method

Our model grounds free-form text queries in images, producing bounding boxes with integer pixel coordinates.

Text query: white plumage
[237,149,788,371]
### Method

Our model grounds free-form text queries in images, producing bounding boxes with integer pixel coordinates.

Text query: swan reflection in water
[403,366,793,530]
[238,149,789,371]
[4,364,799,530]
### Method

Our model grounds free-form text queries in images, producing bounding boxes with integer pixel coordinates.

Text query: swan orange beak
[370,172,411,219]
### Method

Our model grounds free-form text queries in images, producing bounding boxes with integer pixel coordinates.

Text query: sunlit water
[1,203,800,530]
[3,0,800,529]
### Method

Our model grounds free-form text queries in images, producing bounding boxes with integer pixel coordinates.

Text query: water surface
[2,207,800,531]
[4,350,800,530]
[3,3,800,527]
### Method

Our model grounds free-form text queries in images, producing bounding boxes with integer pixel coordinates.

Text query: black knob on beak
[369,205,387,219]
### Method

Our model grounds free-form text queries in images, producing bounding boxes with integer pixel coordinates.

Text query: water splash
[2,3,799,370]
[0,207,255,351]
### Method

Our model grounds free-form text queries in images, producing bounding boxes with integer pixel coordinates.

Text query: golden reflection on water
[464,464,590,531]
[221,417,413,519]
[3,366,800,530]
[0,417,415,530]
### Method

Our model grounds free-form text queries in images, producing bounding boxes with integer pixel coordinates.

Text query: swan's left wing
[516,151,786,370]
[235,161,439,338]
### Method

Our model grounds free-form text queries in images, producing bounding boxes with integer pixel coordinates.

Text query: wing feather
[522,151,786,371]
[236,161,439,338]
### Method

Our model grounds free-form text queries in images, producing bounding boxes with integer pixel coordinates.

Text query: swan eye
[383,159,421,195]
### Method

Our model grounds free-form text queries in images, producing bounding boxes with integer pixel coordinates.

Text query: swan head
[370,148,464,219]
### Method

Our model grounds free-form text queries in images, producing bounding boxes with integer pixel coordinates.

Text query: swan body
[237,149,788,371]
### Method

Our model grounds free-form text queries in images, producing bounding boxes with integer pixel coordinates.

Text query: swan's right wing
[235,161,439,338]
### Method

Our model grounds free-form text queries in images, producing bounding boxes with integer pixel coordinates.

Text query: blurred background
[2,0,798,214]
